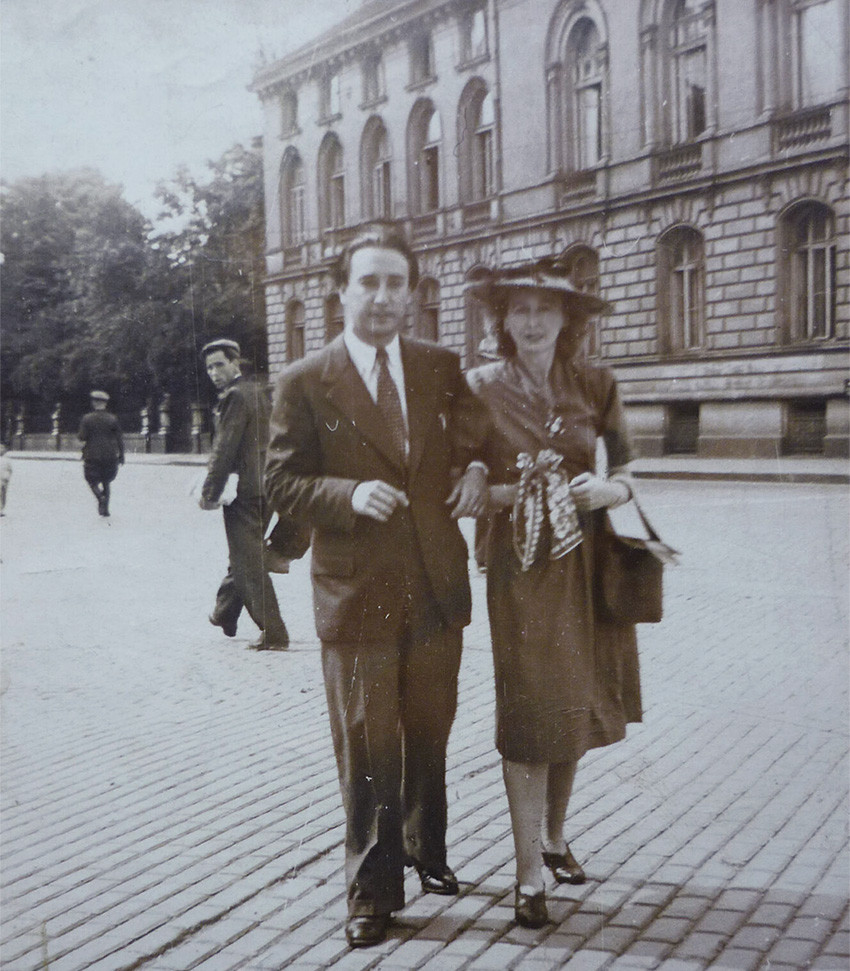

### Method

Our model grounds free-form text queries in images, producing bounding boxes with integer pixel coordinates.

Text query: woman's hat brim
[465,261,611,315]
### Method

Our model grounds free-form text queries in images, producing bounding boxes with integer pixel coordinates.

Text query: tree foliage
[0,142,268,435]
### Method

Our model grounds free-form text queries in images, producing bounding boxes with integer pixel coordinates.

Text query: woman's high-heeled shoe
[542,845,586,885]
[514,886,549,928]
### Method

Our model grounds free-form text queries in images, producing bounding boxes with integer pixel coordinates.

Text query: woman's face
[504,288,564,356]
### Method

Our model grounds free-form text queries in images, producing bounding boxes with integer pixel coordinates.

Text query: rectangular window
[422,146,439,211]
[796,0,841,107]
[577,84,601,169]
[461,10,488,62]
[675,47,707,141]
[289,184,305,244]
[474,128,494,198]
[373,160,392,218]
[363,57,384,104]
[796,241,835,338]
[411,34,433,83]
[672,263,701,349]
[321,74,341,118]
[329,173,345,229]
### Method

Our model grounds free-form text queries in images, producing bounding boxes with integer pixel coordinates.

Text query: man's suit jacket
[202,376,270,503]
[265,335,488,643]
[78,411,124,464]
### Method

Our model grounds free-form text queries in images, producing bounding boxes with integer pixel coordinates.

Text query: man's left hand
[446,465,488,519]
[198,496,219,510]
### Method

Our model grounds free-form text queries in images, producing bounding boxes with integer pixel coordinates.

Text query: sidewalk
[8,449,850,483]
[1,462,848,970]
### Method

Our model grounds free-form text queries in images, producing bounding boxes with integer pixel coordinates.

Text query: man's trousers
[321,625,463,917]
[213,496,287,638]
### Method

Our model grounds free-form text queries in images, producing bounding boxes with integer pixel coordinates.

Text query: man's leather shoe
[542,846,586,885]
[407,859,459,895]
[209,614,237,638]
[345,914,388,948]
[248,630,289,651]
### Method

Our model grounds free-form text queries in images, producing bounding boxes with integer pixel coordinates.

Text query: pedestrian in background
[199,339,289,652]
[465,259,642,929]
[265,224,489,948]
[0,443,12,515]
[78,390,124,517]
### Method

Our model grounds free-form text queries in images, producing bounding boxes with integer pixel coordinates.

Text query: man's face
[205,351,240,390]
[340,246,411,348]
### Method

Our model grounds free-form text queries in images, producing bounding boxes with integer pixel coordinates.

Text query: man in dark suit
[78,390,124,517]
[265,224,489,947]
[199,339,289,651]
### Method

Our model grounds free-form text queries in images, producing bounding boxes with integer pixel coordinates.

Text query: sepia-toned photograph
[1,1,848,967]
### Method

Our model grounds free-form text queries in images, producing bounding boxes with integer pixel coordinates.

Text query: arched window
[286,301,305,362]
[567,18,606,169]
[318,134,345,231]
[545,2,609,174]
[325,293,344,342]
[279,148,306,247]
[780,202,836,341]
[657,226,705,353]
[361,117,392,220]
[458,81,495,203]
[408,100,442,214]
[415,279,440,342]
[562,246,602,356]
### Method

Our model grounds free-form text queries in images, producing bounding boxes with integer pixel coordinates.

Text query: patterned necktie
[375,347,407,462]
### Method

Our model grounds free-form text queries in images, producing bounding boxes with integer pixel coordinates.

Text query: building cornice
[251,0,467,97]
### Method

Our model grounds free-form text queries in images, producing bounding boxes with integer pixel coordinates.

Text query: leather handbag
[595,496,679,624]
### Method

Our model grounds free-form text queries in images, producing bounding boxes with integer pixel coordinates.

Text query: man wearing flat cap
[199,339,289,651]
[78,390,124,517]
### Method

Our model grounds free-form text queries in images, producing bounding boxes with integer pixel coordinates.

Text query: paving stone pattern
[1,462,847,970]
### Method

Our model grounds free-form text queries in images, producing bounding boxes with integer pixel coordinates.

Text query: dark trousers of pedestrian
[212,496,287,639]
[321,621,463,918]
[84,460,118,515]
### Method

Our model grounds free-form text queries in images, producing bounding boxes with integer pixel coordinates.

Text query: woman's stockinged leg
[502,759,548,891]
[542,760,577,854]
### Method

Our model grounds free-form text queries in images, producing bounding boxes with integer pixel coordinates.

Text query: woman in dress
[466,259,642,928]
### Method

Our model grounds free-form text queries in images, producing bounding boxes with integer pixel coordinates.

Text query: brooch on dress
[545,413,564,437]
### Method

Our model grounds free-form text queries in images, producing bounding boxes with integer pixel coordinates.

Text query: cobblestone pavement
[1,460,847,970]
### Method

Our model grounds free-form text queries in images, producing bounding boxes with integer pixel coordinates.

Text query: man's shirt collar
[343,329,402,373]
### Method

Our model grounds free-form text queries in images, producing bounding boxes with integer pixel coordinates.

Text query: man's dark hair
[332,222,420,291]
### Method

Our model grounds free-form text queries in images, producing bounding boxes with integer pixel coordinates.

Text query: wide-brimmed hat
[465,258,611,315]
[201,338,241,358]
[89,390,110,402]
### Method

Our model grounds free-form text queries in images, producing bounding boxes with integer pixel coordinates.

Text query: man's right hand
[351,480,409,522]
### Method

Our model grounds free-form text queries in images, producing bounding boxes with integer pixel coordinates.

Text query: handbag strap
[619,487,681,564]
[629,491,661,542]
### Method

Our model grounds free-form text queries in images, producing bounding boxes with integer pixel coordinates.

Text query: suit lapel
[321,336,407,471]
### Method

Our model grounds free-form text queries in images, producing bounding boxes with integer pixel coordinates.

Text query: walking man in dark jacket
[199,339,289,651]
[78,390,124,517]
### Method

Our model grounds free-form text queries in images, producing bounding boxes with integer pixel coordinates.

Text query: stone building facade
[251,0,849,457]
